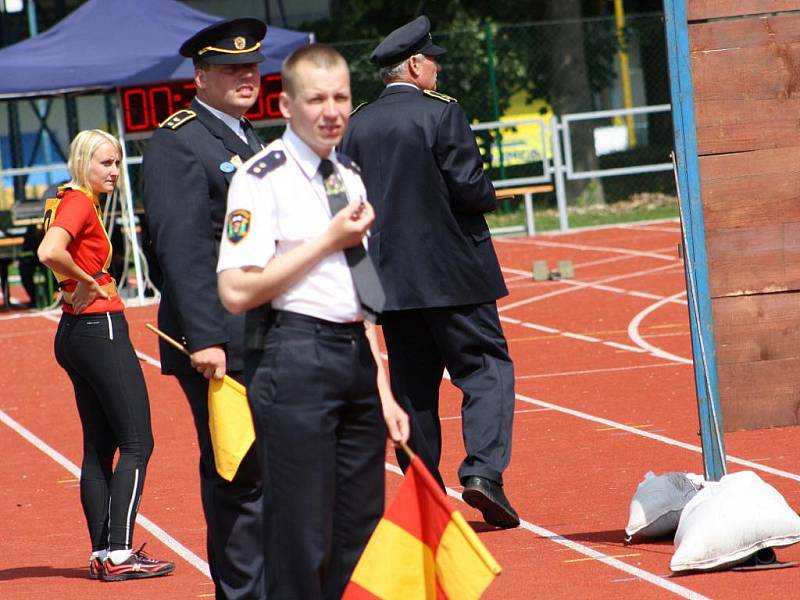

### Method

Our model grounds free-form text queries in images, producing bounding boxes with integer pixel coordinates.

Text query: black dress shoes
[461,476,520,529]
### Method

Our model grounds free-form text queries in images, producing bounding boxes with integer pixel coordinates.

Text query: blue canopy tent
[0,0,310,96]
[0,0,310,302]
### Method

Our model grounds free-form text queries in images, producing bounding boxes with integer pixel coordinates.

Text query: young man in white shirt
[217,44,408,599]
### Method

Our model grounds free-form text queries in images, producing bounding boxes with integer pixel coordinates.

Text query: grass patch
[487,193,679,233]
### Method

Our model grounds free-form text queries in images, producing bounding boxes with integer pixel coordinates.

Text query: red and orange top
[43,186,124,315]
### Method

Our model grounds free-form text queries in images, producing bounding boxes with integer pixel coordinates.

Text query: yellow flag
[208,376,256,482]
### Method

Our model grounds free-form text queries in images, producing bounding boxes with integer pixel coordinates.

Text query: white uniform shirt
[217,125,367,323]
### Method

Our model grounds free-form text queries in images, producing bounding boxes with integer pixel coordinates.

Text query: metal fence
[473,104,674,236]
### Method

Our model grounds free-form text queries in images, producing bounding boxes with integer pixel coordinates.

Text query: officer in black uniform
[142,18,267,600]
[341,15,520,529]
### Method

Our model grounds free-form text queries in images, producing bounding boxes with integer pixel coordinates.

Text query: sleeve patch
[423,89,457,103]
[160,109,196,129]
[225,209,251,244]
[247,150,286,178]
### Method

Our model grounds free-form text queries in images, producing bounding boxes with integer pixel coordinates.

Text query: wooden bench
[494,184,554,236]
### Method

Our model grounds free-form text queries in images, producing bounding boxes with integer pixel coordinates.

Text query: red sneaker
[101,544,175,582]
[88,556,103,580]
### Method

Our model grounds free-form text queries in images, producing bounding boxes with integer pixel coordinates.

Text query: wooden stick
[145,323,190,357]
[399,440,415,461]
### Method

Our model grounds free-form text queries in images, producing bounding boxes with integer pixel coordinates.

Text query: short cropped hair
[379,53,424,84]
[67,129,122,192]
[281,43,348,97]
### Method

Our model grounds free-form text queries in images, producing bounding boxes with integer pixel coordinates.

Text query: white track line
[383,463,709,600]
[499,263,684,313]
[493,218,679,239]
[514,392,800,484]
[515,361,682,380]
[628,292,692,364]
[495,237,677,261]
[501,315,652,357]
[571,245,679,270]
[0,408,212,579]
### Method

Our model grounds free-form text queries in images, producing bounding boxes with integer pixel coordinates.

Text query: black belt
[269,310,363,333]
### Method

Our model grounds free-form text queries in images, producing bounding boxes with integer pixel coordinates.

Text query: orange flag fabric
[343,456,501,599]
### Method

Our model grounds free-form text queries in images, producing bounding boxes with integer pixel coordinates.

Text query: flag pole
[146,323,190,357]
[399,440,415,461]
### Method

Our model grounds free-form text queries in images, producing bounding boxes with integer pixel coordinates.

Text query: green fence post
[484,21,505,180]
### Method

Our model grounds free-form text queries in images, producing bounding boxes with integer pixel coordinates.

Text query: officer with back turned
[341,15,520,529]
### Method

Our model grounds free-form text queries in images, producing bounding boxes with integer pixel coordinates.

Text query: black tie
[318,158,386,321]
[240,119,262,153]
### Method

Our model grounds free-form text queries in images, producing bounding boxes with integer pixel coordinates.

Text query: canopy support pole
[114,89,146,305]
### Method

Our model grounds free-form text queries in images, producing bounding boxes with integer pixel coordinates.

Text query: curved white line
[628,291,692,364]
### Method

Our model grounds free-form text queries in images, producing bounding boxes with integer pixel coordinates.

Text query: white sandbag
[625,471,702,541]
[671,470,800,572]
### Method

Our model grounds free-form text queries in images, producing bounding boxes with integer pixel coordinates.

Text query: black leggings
[54,311,154,552]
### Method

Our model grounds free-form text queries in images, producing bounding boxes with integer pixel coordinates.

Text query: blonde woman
[38,129,174,581]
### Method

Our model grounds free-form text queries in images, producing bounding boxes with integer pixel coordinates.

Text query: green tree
[307,0,624,199]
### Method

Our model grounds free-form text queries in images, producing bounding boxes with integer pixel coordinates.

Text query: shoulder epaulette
[423,89,457,103]
[350,102,368,116]
[248,150,286,178]
[160,109,196,130]
[337,153,361,174]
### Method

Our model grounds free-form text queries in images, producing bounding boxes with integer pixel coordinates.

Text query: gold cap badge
[234,36,246,50]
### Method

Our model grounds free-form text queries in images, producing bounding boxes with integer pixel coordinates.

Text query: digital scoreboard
[120,74,283,133]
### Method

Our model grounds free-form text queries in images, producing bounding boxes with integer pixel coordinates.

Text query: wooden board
[689,1,800,21]
[707,222,800,298]
[718,359,800,430]
[699,147,800,232]
[712,293,800,430]
[713,292,800,362]
[690,14,800,155]
[698,147,800,297]
[688,2,800,430]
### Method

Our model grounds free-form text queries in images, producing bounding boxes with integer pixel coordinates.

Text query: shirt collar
[195,97,246,139]
[386,82,419,90]
[282,125,337,180]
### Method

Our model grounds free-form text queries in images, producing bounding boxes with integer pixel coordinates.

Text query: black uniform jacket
[143,98,257,375]
[341,85,508,311]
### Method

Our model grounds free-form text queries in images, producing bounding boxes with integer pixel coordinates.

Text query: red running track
[1,219,798,599]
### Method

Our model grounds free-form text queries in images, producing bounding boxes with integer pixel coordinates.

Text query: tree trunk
[545,0,605,204]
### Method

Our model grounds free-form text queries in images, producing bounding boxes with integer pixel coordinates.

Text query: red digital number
[122,88,149,132]
[149,86,173,129]
[263,74,283,118]
[121,74,283,133]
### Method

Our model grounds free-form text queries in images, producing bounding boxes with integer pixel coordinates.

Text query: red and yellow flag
[343,456,501,599]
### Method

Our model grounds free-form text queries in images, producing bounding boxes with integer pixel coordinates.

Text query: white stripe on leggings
[106,312,114,340]
[124,468,140,547]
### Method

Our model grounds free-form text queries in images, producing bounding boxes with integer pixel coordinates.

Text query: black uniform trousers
[245,311,386,600]
[176,372,265,600]
[382,302,515,488]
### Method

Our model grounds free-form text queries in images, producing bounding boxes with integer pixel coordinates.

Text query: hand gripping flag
[146,324,255,481]
[343,453,501,599]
